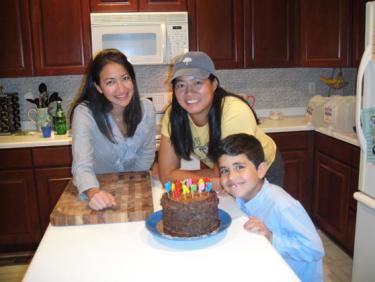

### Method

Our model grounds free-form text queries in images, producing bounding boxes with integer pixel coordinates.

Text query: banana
[320,72,348,89]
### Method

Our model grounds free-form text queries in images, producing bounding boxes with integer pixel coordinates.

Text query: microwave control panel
[166,23,189,60]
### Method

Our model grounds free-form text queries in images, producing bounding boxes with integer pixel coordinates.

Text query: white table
[23,179,299,282]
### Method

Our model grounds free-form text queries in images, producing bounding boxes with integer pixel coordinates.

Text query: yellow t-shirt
[161,96,276,168]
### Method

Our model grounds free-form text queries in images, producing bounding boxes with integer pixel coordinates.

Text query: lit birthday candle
[198,178,205,192]
[205,182,213,192]
[165,181,172,192]
[173,184,181,199]
[190,183,197,193]
[182,184,189,199]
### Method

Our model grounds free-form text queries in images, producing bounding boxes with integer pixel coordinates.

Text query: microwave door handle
[160,24,167,63]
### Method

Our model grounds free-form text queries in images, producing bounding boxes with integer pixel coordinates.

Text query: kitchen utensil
[26,98,40,107]
[38,83,48,108]
[50,171,153,226]
[47,92,62,105]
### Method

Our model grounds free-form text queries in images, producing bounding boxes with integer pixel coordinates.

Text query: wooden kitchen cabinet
[0,0,34,77]
[0,149,42,252]
[0,0,91,77]
[299,0,350,67]
[0,146,72,252]
[351,0,368,67]
[269,131,314,214]
[187,0,243,69]
[90,0,186,12]
[244,0,297,67]
[33,146,72,233]
[30,0,91,76]
[313,133,359,254]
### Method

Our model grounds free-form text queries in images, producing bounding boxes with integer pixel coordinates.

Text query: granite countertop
[0,114,359,149]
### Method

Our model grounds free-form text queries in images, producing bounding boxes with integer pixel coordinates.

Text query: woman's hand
[243,216,273,242]
[86,188,117,211]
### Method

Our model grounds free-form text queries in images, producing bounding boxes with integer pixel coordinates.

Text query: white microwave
[90,12,189,65]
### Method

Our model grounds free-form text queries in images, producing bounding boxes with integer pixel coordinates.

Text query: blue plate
[145,209,232,240]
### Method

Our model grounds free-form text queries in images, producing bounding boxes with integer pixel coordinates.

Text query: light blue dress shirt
[71,98,156,196]
[236,179,324,282]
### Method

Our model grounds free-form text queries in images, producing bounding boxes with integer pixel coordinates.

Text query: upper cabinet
[299,0,350,67]
[352,0,368,67]
[30,0,91,76]
[90,0,187,12]
[244,0,297,67]
[187,0,243,69]
[0,0,91,77]
[187,0,296,69]
[0,0,33,77]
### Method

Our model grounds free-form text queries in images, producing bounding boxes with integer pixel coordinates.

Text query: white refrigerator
[353,2,375,282]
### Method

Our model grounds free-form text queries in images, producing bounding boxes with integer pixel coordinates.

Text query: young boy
[214,133,324,282]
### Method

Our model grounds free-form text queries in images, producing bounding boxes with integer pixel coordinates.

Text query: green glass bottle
[55,101,67,135]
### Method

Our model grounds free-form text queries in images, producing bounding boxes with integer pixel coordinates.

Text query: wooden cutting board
[50,171,154,226]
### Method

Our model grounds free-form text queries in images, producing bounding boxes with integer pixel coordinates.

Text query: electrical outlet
[141,93,169,113]
[308,82,316,94]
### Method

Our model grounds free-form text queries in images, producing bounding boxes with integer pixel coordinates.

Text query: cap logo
[182,57,192,65]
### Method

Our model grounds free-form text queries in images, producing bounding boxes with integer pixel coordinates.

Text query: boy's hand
[244,216,273,243]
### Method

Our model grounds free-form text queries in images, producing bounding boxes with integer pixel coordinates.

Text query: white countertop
[0,131,71,149]
[23,180,299,282]
[0,114,359,149]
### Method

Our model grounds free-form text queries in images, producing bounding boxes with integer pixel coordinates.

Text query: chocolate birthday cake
[160,179,220,237]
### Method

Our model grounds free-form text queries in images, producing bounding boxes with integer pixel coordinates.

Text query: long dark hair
[69,49,142,143]
[169,75,259,160]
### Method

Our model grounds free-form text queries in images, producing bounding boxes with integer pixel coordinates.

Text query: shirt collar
[236,178,270,215]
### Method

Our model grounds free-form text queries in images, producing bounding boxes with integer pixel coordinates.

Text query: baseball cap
[171,51,215,81]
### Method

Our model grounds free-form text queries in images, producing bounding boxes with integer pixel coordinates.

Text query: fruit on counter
[319,70,348,89]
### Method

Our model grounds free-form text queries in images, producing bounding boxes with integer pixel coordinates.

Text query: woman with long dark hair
[70,49,156,210]
[158,51,284,190]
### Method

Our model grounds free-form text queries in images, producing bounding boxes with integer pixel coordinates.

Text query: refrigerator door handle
[356,46,372,152]
[354,191,375,209]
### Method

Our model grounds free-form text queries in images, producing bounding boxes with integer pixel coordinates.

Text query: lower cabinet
[0,169,42,252]
[269,131,314,215]
[35,167,72,233]
[313,133,359,255]
[0,146,72,252]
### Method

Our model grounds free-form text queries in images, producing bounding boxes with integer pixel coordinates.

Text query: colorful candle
[164,181,172,193]
[205,182,213,192]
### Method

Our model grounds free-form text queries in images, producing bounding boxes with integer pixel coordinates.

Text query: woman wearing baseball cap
[158,51,284,191]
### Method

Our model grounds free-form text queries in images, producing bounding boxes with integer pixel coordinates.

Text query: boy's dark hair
[213,133,265,168]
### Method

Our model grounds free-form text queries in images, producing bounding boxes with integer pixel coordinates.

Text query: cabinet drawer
[269,131,312,151]
[32,146,72,167]
[315,133,353,165]
[0,148,33,169]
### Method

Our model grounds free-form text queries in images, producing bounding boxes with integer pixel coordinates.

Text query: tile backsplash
[0,67,357,125]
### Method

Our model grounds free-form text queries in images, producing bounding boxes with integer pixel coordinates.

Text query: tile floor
[0,231,353,282]
[319,230,353,282]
